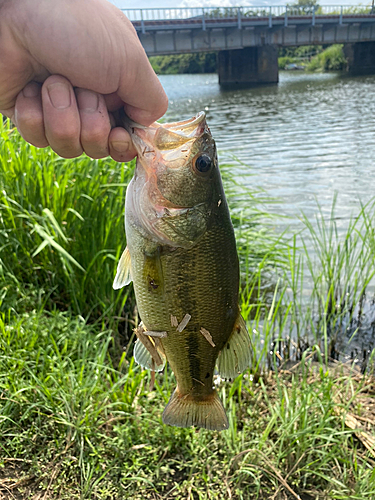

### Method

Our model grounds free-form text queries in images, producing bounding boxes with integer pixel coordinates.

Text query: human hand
[0,0,168,161]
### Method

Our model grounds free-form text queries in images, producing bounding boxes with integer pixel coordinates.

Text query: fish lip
[121,111,206,134]
[122,111,207,162]
[162,111,206,132]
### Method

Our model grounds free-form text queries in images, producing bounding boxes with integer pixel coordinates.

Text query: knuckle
[47,128,82,158]
[81,124,110,158]
[28,137,49,148]
[18,110,44,132]
[48,124,79,144]
[81,126,108,146]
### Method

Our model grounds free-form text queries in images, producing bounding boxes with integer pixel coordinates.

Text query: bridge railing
[124,8,203,21]
[122,5,375,22]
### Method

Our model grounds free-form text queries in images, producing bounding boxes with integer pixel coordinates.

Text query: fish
[113,112,252,431]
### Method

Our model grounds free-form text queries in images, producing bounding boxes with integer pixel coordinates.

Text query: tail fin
[162,388,228,431]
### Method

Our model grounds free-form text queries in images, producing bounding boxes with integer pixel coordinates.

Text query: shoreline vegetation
[149,44,348,76]
[148,1,368,75]
[1,120,375,499]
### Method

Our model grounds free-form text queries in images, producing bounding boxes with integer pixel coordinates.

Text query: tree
[288,0,319,15]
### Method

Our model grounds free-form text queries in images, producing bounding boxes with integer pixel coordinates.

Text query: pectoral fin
[153,203,210,249]
[217,312,252,380]
[113,247,132,289]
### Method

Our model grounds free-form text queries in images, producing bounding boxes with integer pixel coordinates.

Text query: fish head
[127,112,223,248]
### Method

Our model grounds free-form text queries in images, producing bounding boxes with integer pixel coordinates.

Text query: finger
[14,82,48,147]
[108,127,136,163]
[2,0,167,128]
[76,88,111,159]
[41,75,83,158]
[0,108,14,121]
[106,8,168,126]
[104,93,124,113]
[118,46,168,126]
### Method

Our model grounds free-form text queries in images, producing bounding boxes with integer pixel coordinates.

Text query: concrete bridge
[122,5,375,86]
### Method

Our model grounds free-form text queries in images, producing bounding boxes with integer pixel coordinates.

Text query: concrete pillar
[218,46,279,88]
[344,42,375,75]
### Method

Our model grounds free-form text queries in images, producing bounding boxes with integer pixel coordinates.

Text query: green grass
[1,121,375,499]
[1,309,375,499]
[149,53,217,75]
[278,56,304,69]
[306,45,347,72]
[0,120,133,322]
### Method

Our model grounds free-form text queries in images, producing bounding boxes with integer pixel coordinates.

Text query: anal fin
[113,246,132,289]
[217,312,252,380]
[134,338,166,372]
[133,323,166,372]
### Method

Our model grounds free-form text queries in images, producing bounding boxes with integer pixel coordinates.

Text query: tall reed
[0,120,132,320]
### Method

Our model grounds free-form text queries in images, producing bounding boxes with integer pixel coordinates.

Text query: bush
[149,53,217,74]
[278,56,298,69]
[306,44,347,72]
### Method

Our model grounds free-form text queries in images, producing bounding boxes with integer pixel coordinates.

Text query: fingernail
[47,82,71,109]
[23,84,39,98]
[76,90,99,113]
[111,141,129,153]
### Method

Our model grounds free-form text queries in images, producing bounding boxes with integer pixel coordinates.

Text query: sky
[110,0,372,9]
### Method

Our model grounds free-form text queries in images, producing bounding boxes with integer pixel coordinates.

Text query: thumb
[114,17,168,125]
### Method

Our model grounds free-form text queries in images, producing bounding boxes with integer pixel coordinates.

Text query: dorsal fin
[217,312,252,380]
[113,247,132,289]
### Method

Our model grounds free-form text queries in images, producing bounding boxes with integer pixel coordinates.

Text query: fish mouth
[119,111,209,176]
[122,112,207,150]
[123,111,206,135]
[161,111,206,136]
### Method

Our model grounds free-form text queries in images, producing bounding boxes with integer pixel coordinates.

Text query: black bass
[114,112,251,431]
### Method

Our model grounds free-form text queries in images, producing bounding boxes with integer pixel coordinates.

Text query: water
[160,71,375,234]
[160,71,375,366]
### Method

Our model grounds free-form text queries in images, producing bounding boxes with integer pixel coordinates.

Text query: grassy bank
[1,122,375,499]
[278,45,323,70]
[149,45,348,75]
[0,121,132,323]
[149,53,217,75]
[279,44,348,72]
[306,45,347,72]
[2,309,375,499]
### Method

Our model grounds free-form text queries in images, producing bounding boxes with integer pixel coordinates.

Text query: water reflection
[160,71,375,234]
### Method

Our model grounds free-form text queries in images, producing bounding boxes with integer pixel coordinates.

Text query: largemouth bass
[114,112,251,431]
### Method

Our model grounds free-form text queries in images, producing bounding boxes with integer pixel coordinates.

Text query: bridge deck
[132,14,375,32]
[123,7,375,54]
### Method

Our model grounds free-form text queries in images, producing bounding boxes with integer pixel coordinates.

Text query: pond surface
[160,71,375,235]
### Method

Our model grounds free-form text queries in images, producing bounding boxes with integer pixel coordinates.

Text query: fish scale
[114,112,252,430]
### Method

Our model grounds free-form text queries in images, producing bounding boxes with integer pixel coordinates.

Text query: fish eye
[194,154,212,174]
